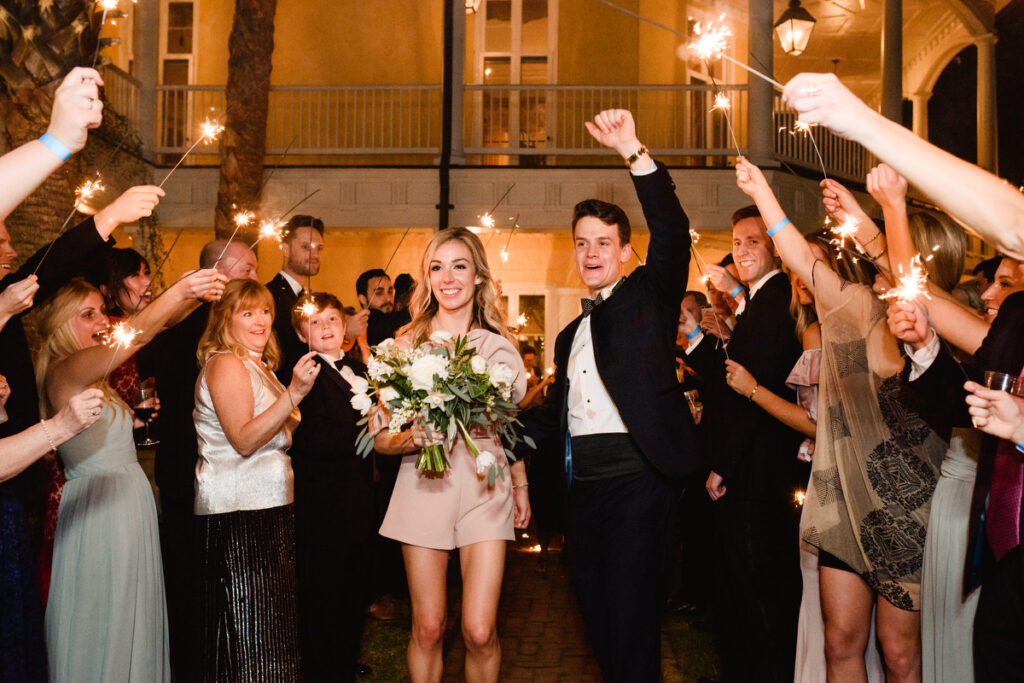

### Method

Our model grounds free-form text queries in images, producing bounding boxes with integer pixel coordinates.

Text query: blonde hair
[197,279,281,370]
[790,233,877,340]
[34,279,123,416]
[403,227,513,344]
[908,209,966,293]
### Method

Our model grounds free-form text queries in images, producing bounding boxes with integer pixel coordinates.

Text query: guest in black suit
[518,109,698,682]
[290,292,376,682]
[356,268,412,347]
[147,238,258,681]
[267,214,324,382]
[703,205,804,683]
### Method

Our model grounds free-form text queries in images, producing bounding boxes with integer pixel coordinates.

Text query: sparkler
[498,214,521,265]
[158,118,225,189]
[595,0,784,89]
[783,121,829,181]
[33,174,106,275]
[384,226,413,273]
[828,214,861,256]
[299,298,317,352]
[212,210,256,265]
[515,314,528,327]
[91,0,120,68]
[794,490,806,507]
[879,255,931,303]
[478,184,516,233]
[100,321,141,383]
[710,91,742,157]
[687,230,730,360]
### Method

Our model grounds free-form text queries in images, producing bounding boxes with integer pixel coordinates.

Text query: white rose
[429,330,453,345]
[376,338,396,353]
[470,355,488,375]
[378,386,399,403]
[408,354,450,392]
[475,450,496,475]
[350,392,372,415]
[488,362,515,388]
[425,391,452,408]
[348,376,369,395]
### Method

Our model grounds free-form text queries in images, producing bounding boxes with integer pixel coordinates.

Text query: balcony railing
[100,67,869,180]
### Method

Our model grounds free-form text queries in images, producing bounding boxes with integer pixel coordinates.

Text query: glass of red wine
[134,382,159,447]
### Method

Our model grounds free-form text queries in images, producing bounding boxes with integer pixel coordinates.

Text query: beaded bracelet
[40,419,57,452]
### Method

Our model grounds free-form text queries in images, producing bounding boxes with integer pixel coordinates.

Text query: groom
[519,109,700,681]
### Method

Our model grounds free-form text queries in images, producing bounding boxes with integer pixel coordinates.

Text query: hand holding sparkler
[701,308,732,342]
[724,359,757,398]
[344,308,370,341]
[702,263,741,298]
[583,109,648,165]
[866,164,908,212]
[92,185,165,237]
[734,156,772,201]
[782,73,875,141]
[820,178,870,225]
[179,268,228,303]
[0,276,40,321]
[288,351,321,398]
[47,67,104,155]
[885,300,933,350]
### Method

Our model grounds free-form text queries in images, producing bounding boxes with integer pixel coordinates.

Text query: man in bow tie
[518,109,700,682]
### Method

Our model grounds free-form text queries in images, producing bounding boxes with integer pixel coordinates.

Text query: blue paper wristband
[685,328,701,341]
[729,284,743,299]
[767,216,791,237]
[39,132,72,162]
[1017,442,1024,455]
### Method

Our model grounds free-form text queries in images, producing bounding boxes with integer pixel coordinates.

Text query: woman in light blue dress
[35,271,224,682]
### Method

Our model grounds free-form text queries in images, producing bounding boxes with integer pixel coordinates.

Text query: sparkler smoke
[158,118,225,189]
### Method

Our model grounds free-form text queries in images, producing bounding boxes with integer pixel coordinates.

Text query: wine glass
[134,382,159,447]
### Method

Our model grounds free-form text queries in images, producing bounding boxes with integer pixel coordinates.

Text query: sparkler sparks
[515,314,528,327]
[299,300,317,318]
[159,117,226,189]
[257,218,285,243]
[74,177,105,209]
[880,255,931,303]
[480,213,496,230]
[689,228,701,244]
[499,246,510,263]
[688,18,731,61]
[97,0,119,10]
[101,321,141,382]
[712,92,731,111]
[794,490,806,507]
[828,215,861,253]
[233,210,255,228]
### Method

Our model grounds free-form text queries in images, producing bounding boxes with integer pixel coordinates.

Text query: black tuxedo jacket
[907,291,1024,592]
[266,273,306,383]
[367,308,411,347]
[289,355,375,544]
[0,217,111,437]
[149,302,210,502]
[519,163,699,480]
[708,272,804,501]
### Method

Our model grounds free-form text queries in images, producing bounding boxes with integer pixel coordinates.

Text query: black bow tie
[334,359,346,371]
[580,293,605,317]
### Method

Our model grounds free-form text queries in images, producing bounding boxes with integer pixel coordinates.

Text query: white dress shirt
[567,281,629,437]
[904,329,941,381]
[733,268,781,317]
[279,271,303,296]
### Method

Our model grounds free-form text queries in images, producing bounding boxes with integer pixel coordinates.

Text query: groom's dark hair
[571,199,631,247]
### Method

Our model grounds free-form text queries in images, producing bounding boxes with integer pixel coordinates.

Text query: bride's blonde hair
[403,227,512,344]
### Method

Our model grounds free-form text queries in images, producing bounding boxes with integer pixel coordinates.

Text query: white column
[880,0,903,122]
[910,91,930,140]
[976,32,998,173]
[450,0,467,164]
[132,0,159,159]
[747,0,775,166]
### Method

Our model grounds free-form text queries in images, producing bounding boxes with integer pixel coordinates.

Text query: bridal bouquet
[350,331,535,485]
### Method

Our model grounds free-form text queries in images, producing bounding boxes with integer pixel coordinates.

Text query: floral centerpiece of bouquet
[349,331,535,486]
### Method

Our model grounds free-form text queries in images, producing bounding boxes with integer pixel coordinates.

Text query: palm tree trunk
[214,0,278,238]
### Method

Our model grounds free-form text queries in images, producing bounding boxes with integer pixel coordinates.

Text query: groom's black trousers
[567,437,679,683]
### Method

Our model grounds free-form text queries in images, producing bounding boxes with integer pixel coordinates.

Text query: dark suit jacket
[367,308,411,347]
[0,217,111,437]
[289,355,375,545]
[149,303,210,503]
[907,291,1024,593]
[708,272,804,502]
[266,272,306,383]
[519,163,699,480]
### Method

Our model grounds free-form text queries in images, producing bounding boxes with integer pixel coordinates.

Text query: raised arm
[0,68,103,220]
[784,72,1024,259]
[734,157,817,288]
[207,350,319,456]
[820,178,890,272]
[866,164,913,277]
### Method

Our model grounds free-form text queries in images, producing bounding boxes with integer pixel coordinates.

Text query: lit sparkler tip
[233,210,255,228]
[687,20,732,61]
[97,0,119,10]
[198,119,225,142]
[480,213,495,229]
[879,255,931,303]
[258,218,284,242]
[299,300,317,317]
[106,321,140,350]
[712,93,731,111]
[794,490,806,507]
[499,246,510,263]
[74,177,105,209]
[515,313,527,327]
[689,228,701,244]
